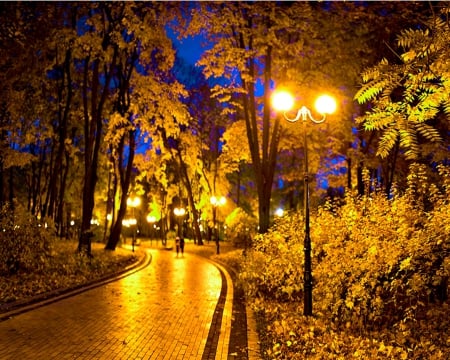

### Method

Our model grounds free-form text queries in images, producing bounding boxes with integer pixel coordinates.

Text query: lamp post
[127,196,141,252]
[146,215,157,245]
[272,90,336,316]
[210,195,226,254]
[174,207,186,237]
[275,208,284,218]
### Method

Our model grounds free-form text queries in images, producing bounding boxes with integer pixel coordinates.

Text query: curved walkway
[0,247,233,360]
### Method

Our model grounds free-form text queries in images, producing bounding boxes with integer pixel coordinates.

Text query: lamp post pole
[127,196,141,253]
[287,107,318,317]
[210,196,226,255]
[132,218,136,252]
[212,205,218,254]
[272,91,336,316]
[302,119,313,316]
[147,215,157,246]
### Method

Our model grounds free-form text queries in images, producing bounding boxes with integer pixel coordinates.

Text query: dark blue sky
[173,35,205,65]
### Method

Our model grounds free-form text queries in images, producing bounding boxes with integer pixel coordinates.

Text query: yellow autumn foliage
[240,164,449,359]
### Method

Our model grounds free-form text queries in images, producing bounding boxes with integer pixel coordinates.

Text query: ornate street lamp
[127,196,141,252]
[146,215,157,245]
[272,90,336,316]
[174,207,186,237]
[210,195,226,254]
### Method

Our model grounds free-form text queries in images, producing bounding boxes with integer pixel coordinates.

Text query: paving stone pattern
[0,249,232,360]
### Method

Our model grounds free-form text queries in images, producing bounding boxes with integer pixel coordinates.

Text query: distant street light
[210,196,226,254]
[275,208,284,217]
[272,89,336,316]
[146,215,157,223]
[127,196,141,252]
[146,215,157,245]
[174,207,186,237]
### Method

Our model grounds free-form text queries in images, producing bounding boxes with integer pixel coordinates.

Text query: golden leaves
[399,257,412,272]
[355,11,449,161]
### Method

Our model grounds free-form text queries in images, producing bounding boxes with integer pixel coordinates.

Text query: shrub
[0,204,56,275]
[241,164,450,358]
[225,207,258,248]
[240,213,304,302]
[211,249,245,275]
[312,165,449,331]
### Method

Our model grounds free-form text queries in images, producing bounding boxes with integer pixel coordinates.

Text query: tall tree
[72,3,119,253]
[183,2,363,232]
[100,3,188,250]
[44,6,78,237]
[0,2,76,224]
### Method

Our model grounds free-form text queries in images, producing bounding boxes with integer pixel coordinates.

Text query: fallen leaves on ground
[0,241,138,308]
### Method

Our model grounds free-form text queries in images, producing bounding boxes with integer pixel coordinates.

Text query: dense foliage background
[1,2,447,250]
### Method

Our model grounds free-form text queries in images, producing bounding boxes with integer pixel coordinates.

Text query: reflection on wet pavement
[0,249,223,359]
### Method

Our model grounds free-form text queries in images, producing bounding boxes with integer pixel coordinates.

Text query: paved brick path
[0,248,233,360]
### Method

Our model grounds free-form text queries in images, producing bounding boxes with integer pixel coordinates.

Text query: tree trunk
[160,189,168,246]
[79,49,117,254]
[106,194,127,251]
[103,163,113,243]
[104,48,137,250]
[357,161,364,196]
[0,157,3,207]
[8,167,14,208]
[83,59,100,232]
[105,130,136,250]
[346,156,352,190]
[41,148,55,218]
[176,148,203,245]
[54,48,73,236]
[56,147,71,237]
[32,147,46,218]
[385,140,399,198]
[240,37,280,234]
[236,166,241,207]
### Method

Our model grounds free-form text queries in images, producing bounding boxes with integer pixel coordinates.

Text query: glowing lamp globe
[272,90,294,112]
[127,196,141,208]
[315,95,336,114]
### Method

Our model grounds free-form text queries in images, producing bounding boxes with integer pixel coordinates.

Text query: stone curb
[206,259,234,360]
[207,256,262,360]
[246,305,262,360]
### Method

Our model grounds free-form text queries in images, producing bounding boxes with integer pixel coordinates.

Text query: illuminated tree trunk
[106,130,136,251]
[79,47,117,254]
[176,148,203,245]
[240,42,280,233]
[105,48,138,250]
